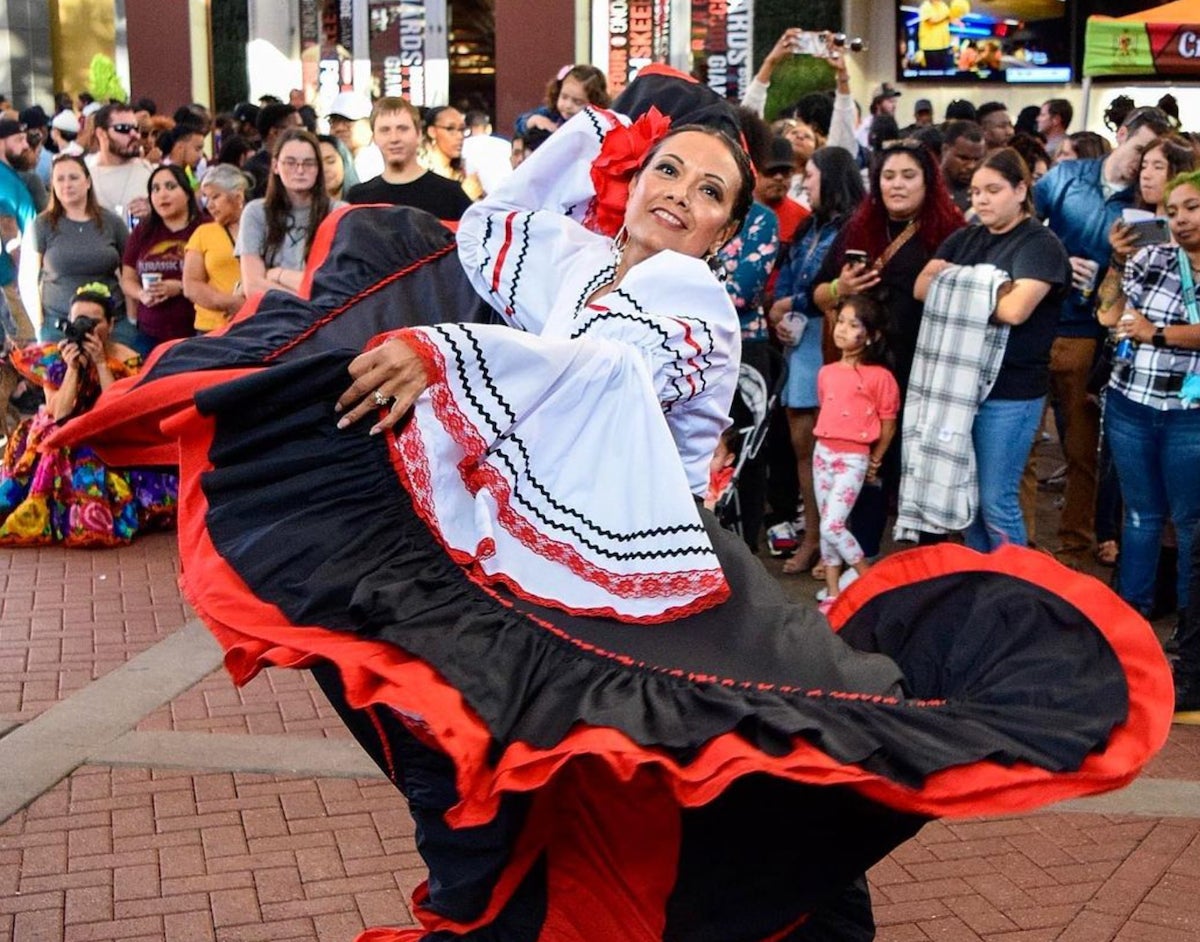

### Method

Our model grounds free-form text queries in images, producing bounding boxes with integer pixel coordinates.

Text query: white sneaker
[815,569,859,602]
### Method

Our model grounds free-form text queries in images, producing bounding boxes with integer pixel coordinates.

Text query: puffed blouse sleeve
[572,252,742,495]
[456,108,628,334]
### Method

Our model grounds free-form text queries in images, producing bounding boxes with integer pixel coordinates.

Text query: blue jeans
[966,396,1044,552]
[1104,389,1200,615]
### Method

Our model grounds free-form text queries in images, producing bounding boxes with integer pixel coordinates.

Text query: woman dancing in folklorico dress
[56,70,1171,941]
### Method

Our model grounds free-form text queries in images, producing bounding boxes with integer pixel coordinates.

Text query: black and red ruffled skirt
[160,349,1172,942]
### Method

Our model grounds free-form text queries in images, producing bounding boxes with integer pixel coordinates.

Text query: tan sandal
[810,562,826,581]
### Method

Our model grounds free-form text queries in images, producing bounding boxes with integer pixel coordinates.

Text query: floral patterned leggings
[813,441,868,568]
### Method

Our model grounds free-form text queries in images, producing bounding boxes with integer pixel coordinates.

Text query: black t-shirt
[347,171,473,221]
[935,218,1070,400]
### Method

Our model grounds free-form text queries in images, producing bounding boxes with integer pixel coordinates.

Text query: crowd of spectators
[1,52,1198,712]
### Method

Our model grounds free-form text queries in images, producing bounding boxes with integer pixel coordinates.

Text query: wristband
[830,278,840,301]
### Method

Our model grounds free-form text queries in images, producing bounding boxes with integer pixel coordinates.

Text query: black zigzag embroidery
[432,327,709,557]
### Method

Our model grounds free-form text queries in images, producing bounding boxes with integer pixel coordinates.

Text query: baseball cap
[51,111,81,135]
[0,118,24,139]
[327,91,371,121]
[763,136,795,173]
[914,98,933,116]
[233,102,260,126]
[81,101,102,118]
[871,83,901,102]
[945,99,977,122]
[19,105,49,129]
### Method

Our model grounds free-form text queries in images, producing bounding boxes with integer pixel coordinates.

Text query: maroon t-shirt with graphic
[123,216,201,341]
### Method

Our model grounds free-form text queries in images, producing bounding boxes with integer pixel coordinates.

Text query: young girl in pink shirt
[813,295,899,613]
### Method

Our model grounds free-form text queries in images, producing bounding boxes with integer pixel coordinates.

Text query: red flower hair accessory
[585,106,673,238]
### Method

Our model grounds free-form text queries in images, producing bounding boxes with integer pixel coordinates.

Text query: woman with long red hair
[811,140,966,562]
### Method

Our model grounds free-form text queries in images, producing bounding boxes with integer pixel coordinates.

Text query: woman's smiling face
[622,130,741,264]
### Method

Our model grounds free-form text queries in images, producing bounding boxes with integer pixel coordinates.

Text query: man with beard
[88,104,152,225]
[976,102,1015,151]
[0,118,37,342]
[346,97,471,221]
[940,120,985,212]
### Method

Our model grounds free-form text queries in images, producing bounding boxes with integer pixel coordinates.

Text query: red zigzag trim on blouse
[389,328,730,620]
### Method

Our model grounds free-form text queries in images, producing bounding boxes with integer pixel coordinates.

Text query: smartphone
[1125,217,1170,248]
[790,31,831,58]
[844,250,869,268]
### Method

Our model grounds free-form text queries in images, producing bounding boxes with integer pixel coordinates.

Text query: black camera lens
[832,33,847,47]
[849,38,865,52]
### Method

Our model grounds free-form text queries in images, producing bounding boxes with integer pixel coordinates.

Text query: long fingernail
[336,416,350,429]
[369,424,381,436]
[334,402,343,413]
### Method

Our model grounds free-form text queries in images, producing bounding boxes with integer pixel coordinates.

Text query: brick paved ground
[3,518,1199,941]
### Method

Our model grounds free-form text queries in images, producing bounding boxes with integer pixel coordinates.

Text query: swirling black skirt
[168,350,1171,942]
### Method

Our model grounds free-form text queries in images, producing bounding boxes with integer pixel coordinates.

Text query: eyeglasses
[434,125,467,134]
[108,122,138,135]
[279,158,319,171]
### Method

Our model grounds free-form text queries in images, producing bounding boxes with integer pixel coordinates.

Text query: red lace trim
[389,329,728,618]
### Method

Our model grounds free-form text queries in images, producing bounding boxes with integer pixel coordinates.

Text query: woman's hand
[81,333,114,384]
[767,297,791,327]
[60,340,85,371]
[1108,219,1140,266]
[1115,307,1154,344]
[335,338,430,435]
[837,261,880,297]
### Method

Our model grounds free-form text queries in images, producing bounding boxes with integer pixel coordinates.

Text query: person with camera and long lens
[0,283,175,545]
[19,153,128,345]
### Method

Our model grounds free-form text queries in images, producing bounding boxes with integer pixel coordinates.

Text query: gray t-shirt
[33,208,129,324]
[235,198,345,271]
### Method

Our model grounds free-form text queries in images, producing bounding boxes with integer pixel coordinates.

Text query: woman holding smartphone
[1093,137,1196,567]
[810,140,965,561]
[1097,170,1200,637]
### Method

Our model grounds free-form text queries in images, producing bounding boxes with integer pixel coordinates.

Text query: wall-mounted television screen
[897,1,1073,84]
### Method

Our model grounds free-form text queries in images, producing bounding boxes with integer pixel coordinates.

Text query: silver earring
[611,225,629,268]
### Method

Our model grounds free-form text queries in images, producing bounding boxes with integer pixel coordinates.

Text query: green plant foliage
[211,0,250,111]
[751,0,843,120]
[88,54,127,103]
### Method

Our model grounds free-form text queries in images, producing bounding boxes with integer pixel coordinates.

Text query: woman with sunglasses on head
[19,154,130,346]
[0,283,175,545]
[910,148,1071,550]
[810,138,965,563]
[768,146,865,575]
[119,164,203,352]
[421,106,483,201]
[236,128,343,298]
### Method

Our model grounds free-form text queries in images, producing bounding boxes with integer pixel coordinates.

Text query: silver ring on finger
[372,389,393,407]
